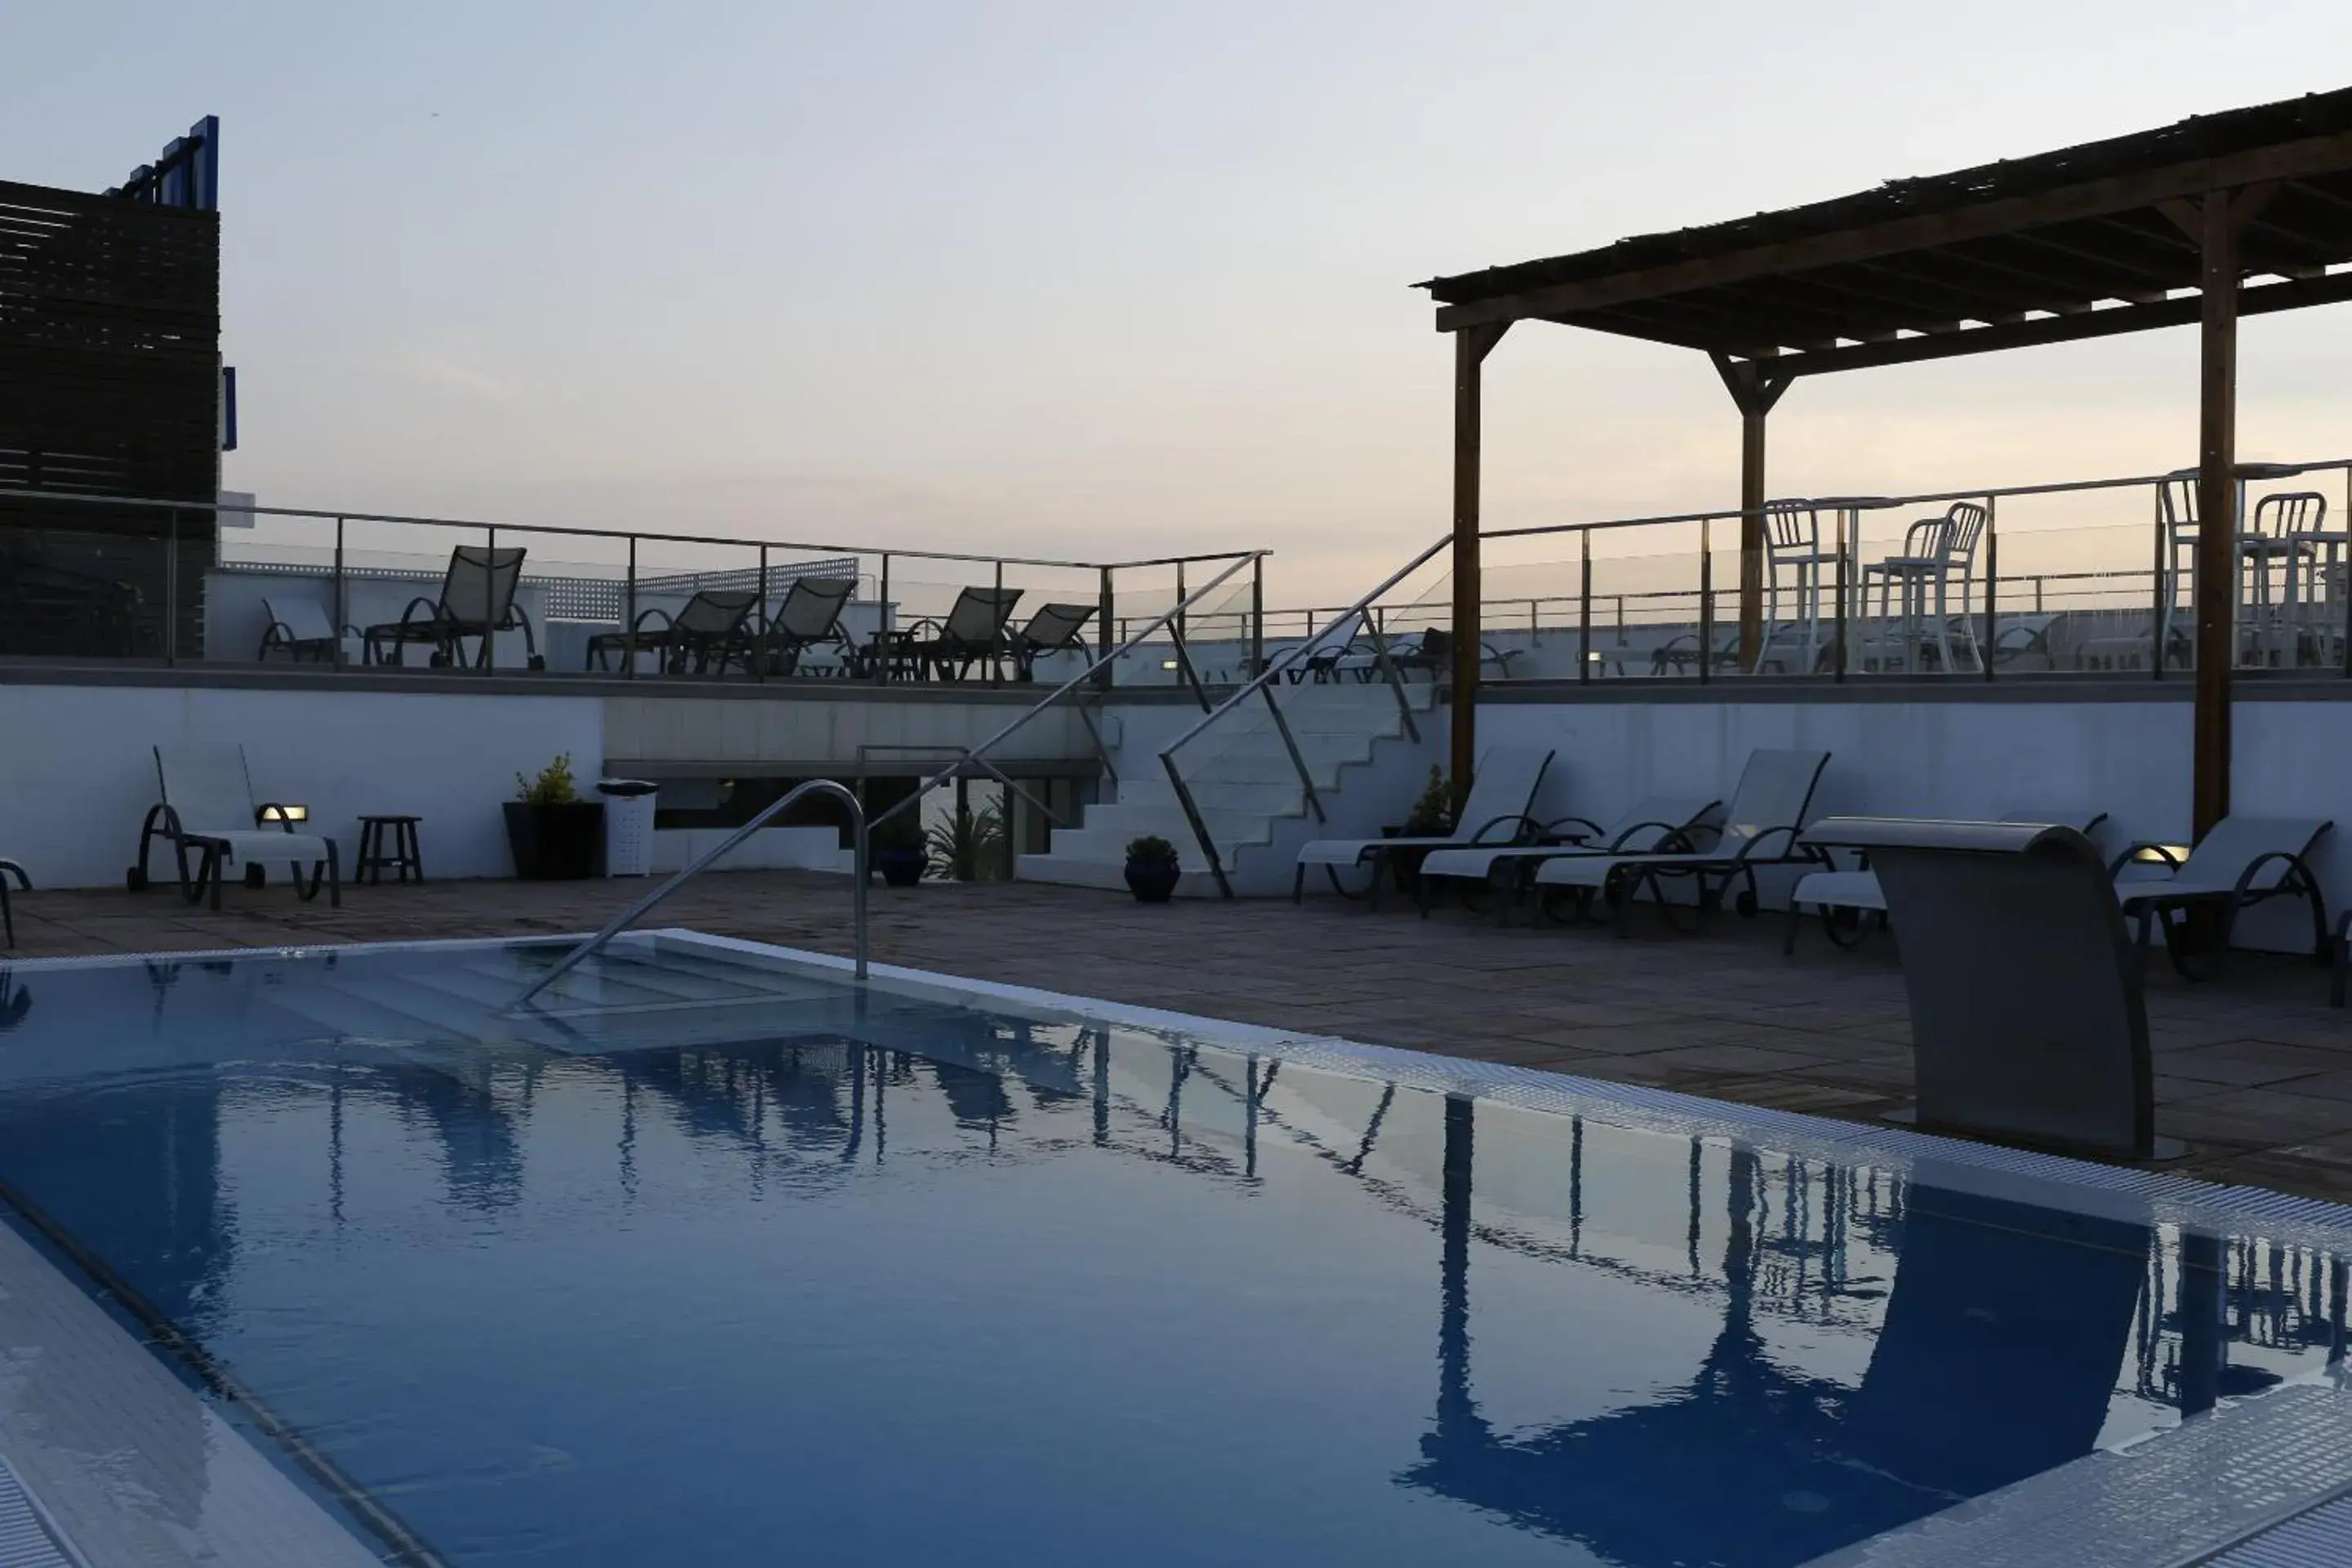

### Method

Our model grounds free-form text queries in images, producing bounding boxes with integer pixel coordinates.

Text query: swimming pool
[0,933,2348,1566]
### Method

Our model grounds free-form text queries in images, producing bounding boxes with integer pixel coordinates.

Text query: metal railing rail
[512,778,869,1010]
[860,552,1268,841]
[1240,454,2352,685]
[1472,455,2352,544]
[0,483,1260,573]
[1159,532,1453,898]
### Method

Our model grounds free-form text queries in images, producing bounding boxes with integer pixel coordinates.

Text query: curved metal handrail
[511,778,868,1010]
[1161,531,1451,763]
[1156,532,1451,895]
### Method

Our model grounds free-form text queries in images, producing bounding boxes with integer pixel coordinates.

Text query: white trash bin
[597,779,659,876]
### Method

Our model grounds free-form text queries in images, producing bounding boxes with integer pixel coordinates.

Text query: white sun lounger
[1530,748,1830,934]
[1293,745,1554,906]
[1785,808,2110,954]
[131,745,341,910]
[2106,814,2331,978]
[1415,795,1722,920]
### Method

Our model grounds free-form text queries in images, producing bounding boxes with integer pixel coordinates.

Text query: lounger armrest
[1540,814,1604,844]
[630,607,675,635]
[1468,813,1541,844]
[0,861,27,890]
[255,803,304,834]
[2109,841,2182,880]
[2233,849,2315,902]
[397,595,443,628]
[1732,825,1806,862]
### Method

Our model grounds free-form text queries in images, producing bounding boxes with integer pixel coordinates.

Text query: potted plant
[870,810,929,888]
[1124,834,1181,903]
[927,801,1007,883]
[1383,766,1453,899]
[504,754,604,880]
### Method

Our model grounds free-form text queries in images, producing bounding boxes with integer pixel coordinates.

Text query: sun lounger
[1530,748,1830,933]
[257,596,359,663]
[586,588,762,673]
[0,858,26,947]
[1785,808,2110,954]
[758,576,858,675]
[2107,815,2331,978]
[130,745,341,910]
[862,586,1023,681]
[1294,745,1554,907]
[1415,795,1722,920]
[363,546,542,669]
[1009,603,1098,680]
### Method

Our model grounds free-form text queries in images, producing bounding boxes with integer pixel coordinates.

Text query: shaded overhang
[1419,87,2352,377]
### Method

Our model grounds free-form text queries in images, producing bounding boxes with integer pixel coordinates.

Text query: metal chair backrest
[1454,746,1554,840]
[1018,602,1097,651]
[2180,815,2331,890]
[2253,490,2328,539]
[1939,501,1988,565]
[154,744,256,839]
[2160,472,2198,537]
[1896,515,1945,559]
[942,586,1023,644]
[439,546,527,626]
[772,576,855,640]
[672,589,759,637]
[265,597,338,643]
[1763,499,1819,555]
[1717,748,1831,850]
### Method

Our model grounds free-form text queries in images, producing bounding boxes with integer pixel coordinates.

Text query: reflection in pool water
[0,946,2341,1566]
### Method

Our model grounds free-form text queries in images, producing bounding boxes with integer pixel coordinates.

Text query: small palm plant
[927,801,1008,882]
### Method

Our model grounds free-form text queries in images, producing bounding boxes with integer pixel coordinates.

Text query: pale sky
[11,2,2352,604]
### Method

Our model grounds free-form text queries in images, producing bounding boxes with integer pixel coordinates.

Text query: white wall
[1474,695,2349,952]
[0,685,603,887]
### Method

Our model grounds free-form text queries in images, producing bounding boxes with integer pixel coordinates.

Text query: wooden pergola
[1420,87,2352,838]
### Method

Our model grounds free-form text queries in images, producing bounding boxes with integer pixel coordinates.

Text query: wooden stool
[356,815,424,885]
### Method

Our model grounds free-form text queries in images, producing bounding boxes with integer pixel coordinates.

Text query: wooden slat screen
[0,177,219,657]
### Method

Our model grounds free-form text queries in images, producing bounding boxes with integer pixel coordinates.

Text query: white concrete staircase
[1017,680,1437,897]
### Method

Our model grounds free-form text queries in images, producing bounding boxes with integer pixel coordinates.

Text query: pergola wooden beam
[1737,268,2352,379]
[1430,127,2352,332]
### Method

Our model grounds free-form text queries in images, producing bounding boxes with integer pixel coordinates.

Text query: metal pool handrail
[511,778,869,1010]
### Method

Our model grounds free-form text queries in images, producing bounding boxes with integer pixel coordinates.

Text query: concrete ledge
[0,659,1210,705]
[1481,673,2352,704]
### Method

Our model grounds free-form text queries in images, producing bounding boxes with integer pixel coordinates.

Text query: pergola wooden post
[1711,355,1794,668]
[2176,183,2277,837]
[1419,88,2352,846]
[1450,321,1509,808]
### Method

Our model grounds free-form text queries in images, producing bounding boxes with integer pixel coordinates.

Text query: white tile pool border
[8,926,2352,1566]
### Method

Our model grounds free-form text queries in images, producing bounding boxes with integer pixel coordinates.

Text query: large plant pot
[1125,859,1181,904]
[504,801,604,880]
[874,848,927,888]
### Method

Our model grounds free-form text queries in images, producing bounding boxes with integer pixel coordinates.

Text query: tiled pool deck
[8,872,2352,1202]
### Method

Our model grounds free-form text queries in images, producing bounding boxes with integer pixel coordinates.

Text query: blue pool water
[0,939,2344,1566]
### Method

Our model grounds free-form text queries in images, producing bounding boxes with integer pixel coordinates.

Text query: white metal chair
[130,745,341,910]
[2247,491,2329,666]
[1753,500,1834,675]
[1862,501,1985,674]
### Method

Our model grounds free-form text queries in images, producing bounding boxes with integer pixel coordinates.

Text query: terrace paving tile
[10,873,2352,1202]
